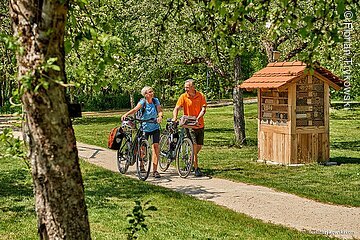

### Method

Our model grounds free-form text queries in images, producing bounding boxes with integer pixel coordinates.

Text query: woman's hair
[141,86,153,96]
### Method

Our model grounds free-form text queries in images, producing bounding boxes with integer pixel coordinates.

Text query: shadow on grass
[0,168,34,215]
[73,116,119,126]
[331,140,360,151]
[330,157,360,164]
[206,128,234,133]
[0,169,33,198]
[242,138,257,147]
[83,167,184,209]
[206,137,257,147]
[204,167,245,176]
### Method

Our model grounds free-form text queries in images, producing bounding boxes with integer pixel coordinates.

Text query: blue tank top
[138,98,160,132]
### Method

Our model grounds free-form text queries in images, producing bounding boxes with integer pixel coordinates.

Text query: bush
[78,93,141,111]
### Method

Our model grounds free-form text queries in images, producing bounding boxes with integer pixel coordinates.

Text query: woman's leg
[152,143,160,173]
[151,129,161,175]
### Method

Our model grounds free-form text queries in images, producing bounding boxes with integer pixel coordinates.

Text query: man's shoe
[194,168,203,177]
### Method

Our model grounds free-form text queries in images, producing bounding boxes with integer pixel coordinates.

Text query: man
[173,79,207,177]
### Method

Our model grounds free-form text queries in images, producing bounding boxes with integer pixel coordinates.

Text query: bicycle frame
[121,127,143,166]
[159,120,194,178]
[117,117,158,180]
[123,118,155,163]
[165,127,186,161]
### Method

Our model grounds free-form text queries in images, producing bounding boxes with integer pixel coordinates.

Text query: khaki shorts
[186,128,204,145]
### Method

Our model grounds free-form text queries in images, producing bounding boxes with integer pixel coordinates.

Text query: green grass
[0,151,334,239]
[73,104,360,207]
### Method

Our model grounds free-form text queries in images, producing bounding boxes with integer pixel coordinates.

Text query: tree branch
[184,57,225,77]
[284,42,308,61]
[244,15,256,23]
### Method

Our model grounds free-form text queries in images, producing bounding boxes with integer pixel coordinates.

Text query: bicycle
[159,119,194,178]
[117,116,156,181]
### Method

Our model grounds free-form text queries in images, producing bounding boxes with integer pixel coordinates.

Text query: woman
[121,86,163,178]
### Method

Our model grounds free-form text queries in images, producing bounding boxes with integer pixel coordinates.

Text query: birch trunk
[233,55,246,145]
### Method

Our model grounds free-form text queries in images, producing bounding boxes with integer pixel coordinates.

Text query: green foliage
[0,3,18,112]
[126,200,157,240]
[0,128,29,169]
[0,102,21,114]
[2,0,360,109]
[78,92,137,111]
[0,34,22,53]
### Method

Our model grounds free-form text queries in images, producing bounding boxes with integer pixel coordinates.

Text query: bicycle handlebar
[166,118,179,123]
[137,118,157,123]
[124,116,157,123]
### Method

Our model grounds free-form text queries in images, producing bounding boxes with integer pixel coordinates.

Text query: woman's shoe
[153,171,161,178]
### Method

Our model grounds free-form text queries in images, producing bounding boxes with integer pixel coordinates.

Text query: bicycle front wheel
[176,137,194,178]
[159,133,171,172]
[117,136,131,174]
[136,139,152,181]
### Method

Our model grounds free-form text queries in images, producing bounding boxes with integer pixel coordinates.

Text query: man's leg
[193,144,202,169]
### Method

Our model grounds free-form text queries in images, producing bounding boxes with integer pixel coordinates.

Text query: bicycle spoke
[176,137,194,178]
[136,139,151,181]
[159,133,171,172]
[117,137,131,174]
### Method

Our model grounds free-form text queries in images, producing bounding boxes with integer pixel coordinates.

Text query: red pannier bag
[107,127,124,150]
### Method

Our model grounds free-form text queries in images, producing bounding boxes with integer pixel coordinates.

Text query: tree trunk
[9,1,91,239]
[262,39,274,62]
[129,92,135,108]
[233,55,246,146]
[0,78,3,107]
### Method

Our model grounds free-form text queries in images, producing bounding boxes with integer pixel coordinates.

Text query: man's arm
[173,95,183,121]
[196,106,206,123]
[172,105,181,121]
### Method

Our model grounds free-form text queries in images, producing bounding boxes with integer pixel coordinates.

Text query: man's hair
[185,79,195,87]
[141,86,153,96]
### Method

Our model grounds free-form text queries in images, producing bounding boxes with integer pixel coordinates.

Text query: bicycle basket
[122,118,136,132]
[179,116,197,128]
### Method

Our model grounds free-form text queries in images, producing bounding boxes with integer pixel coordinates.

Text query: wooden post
[323,83,330,161]
[258,90,262,160]
[288,84,297,164]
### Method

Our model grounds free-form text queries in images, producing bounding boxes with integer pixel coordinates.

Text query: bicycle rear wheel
[159,133,171,172]
[136,139,152,181]
[117,136,131,174]
[176,137,194,178]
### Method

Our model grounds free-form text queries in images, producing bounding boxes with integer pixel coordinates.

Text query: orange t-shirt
[176,91,207,128]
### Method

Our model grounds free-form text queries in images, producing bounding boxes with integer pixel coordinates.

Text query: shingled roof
[240,61,344,90]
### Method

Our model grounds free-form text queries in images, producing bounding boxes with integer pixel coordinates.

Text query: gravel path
[78,142,360,239]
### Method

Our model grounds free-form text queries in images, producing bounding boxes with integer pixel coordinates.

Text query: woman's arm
[121,103,143,121]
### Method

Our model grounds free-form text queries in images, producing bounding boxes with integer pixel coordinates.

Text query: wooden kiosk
[240,61,343,165]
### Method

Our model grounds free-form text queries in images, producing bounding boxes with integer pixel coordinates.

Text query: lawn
[2,103,357,239]
[73,104,360,207]
[0,146,334,240]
